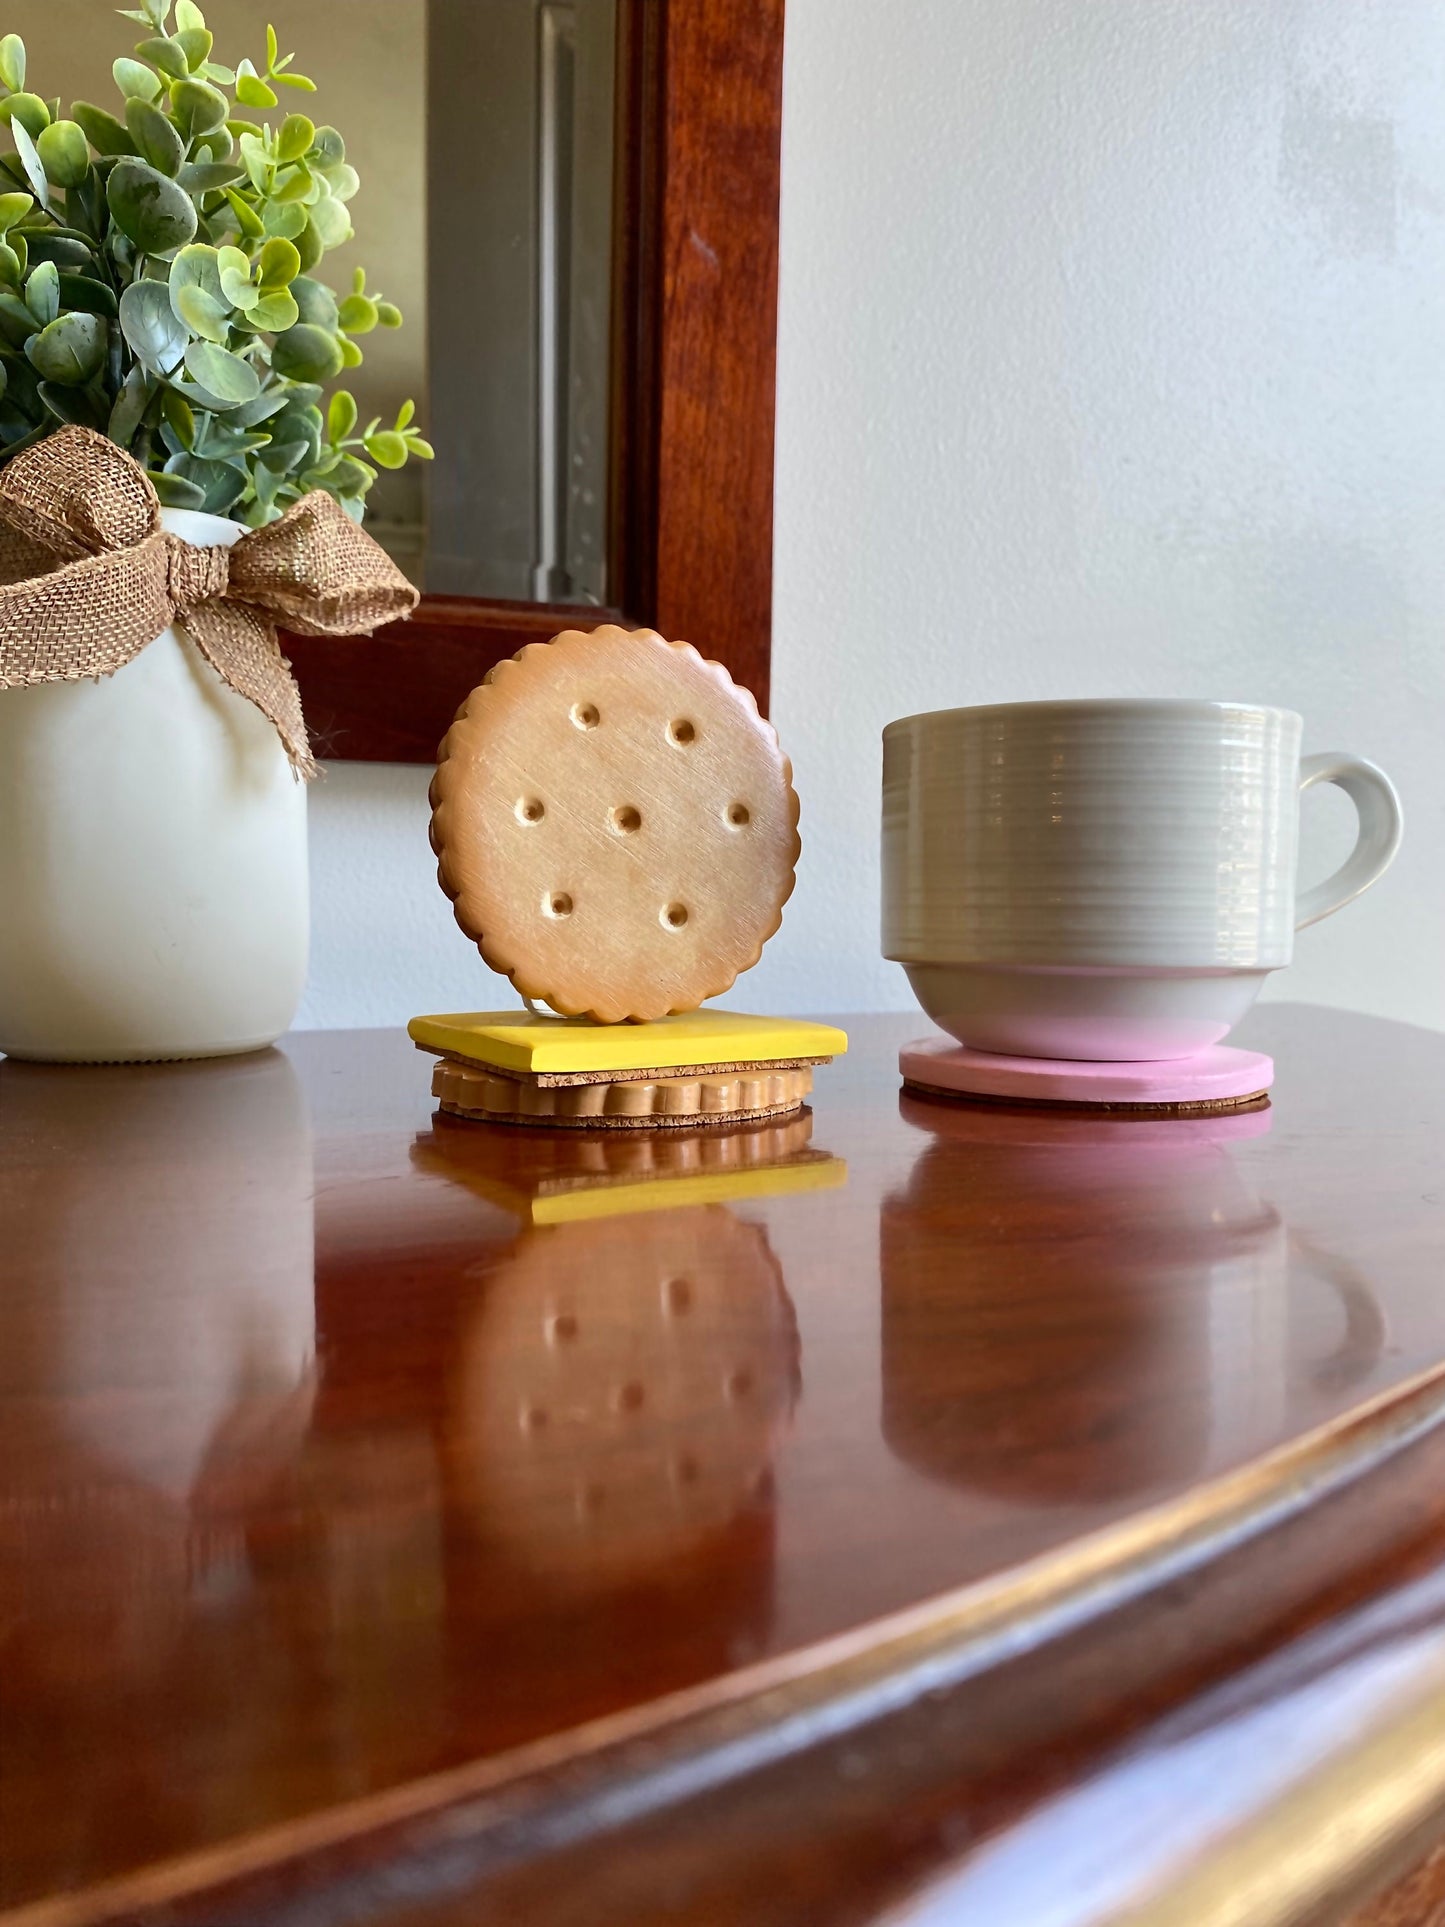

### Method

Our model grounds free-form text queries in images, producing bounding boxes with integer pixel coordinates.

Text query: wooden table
[3,1007,1445,1927]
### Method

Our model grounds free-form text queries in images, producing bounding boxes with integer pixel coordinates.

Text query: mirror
[21,0,618,600]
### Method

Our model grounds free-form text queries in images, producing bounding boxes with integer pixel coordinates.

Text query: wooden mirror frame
[286,0,785,765]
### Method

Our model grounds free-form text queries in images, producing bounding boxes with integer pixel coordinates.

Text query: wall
[301,0,1445,1033]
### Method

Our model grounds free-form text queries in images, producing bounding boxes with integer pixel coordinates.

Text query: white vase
[0,506,308,1062]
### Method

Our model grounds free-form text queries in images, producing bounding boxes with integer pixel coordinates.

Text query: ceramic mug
[881,700,1403,1060]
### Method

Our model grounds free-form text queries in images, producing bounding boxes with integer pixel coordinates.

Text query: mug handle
[1295,752,1403,930]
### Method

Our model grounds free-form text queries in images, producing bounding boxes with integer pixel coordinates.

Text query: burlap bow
[0,425,419,778]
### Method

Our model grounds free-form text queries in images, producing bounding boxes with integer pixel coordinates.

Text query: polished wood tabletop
[3,1006,1445,1926]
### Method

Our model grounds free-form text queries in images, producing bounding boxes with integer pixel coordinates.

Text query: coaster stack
[411,1010,848,1132]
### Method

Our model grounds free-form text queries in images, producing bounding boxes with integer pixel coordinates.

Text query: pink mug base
[900,1035,1275,1112]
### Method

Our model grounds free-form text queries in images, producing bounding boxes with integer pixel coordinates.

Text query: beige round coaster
[432,1057,812,1130]
[430,626,800,1022]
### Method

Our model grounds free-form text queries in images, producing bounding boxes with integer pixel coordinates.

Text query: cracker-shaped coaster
[430,626,800,1022]
[431,1057,813,1130]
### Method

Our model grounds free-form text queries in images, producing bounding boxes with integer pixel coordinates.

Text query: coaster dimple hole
[727,803,750,827]
[668,718,696,746]
[545,891,574,919]
[571,701,600,730]
[665,1277,693,1314]
[617,1381,645,1412]
[517,797,545,823]
[550,1313,579,1343]
[662,902,688,929]
[611,805,642,835]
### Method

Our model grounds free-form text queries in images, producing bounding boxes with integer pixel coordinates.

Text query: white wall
[299,0,1445,1034]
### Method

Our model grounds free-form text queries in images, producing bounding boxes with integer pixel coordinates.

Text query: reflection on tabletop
[883,1093,1384,1506]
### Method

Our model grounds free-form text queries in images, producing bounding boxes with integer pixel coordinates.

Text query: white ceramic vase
[0,506,308,1062]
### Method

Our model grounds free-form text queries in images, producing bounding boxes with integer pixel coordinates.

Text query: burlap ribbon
[0,425,419,778]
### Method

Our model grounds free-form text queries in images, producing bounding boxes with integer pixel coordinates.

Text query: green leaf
[113,57,162,103]
[226,387,287,427]
[293,215,322,273]
[8,116,48,202]
[135,37,189,82]
[234,71,276,110]
[326,387,356,442]
[34,120,88,189]
[272,72,315,93]
[329,453,374,495]
[173,27,212,72]
[0,35,25,93]
[0,239,19,283]
[0,191,31,231]
[395,398,414,430]
[288,274,336,329]
[233,285,295,332]
[307,192,350,250]
[119,274,188,372]
[336,292,376,334]
[175,0,207,30]
[274,113,313,164]
[256,235,299,288]
[170,78,228,140]
[165,451,246,514]
[18,231,90,267]
[375,300,402,328]
[270,161,312,205]
[337,332,361,368]
[270,318,341,381]
[25,310,105,384]
[222,187,263,238]
[319,160,358,203]
[161,381,196,448]
[0,94,50,140]
[405,436,434,461]
[213,241,252,303]
[107,361,151,446]
[0,288,37,343]
[124,99,185,177]
[107,157,197,255]
[24,259,58,324]
[183,337,259,404]
[199,62,235,86]
[56,270,118,317]
[37,377,105,425]
[260,199,305,241]
[176,160,242,193]
[148,467,205,508]
[174,280,228,340]
[71,101,138,158]
[236,130,268,192]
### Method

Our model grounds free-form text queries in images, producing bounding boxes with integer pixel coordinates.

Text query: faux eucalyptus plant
[0,2,430,524]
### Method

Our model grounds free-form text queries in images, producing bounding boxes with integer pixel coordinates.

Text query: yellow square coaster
[407,1009,848,1079]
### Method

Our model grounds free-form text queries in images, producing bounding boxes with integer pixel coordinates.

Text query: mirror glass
[22,0,618,600]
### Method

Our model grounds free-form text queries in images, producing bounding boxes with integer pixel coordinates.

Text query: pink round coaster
[899,1035,1274,1110]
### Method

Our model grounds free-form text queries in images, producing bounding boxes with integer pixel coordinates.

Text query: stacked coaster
[410,1009,848,1133]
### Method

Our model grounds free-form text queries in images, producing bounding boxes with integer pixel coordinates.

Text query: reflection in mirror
[27,0,617,598]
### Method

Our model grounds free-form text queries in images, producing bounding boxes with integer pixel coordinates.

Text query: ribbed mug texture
[882,701,1304,970]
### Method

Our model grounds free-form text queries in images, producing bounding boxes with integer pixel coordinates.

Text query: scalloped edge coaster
[899,1036,1274,1114]
[432,1058,813,1131]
